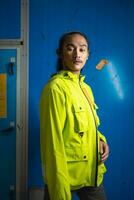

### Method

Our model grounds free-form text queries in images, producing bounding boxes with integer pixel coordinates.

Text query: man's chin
[72,65,83,71]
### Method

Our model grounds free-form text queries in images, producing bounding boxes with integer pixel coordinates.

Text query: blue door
[0,49,17,200]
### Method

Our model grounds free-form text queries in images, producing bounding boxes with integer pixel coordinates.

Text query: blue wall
[0,0,21,39]
[28,0,134,199]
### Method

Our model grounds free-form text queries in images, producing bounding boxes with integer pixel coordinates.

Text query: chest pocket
[73,104,88,134]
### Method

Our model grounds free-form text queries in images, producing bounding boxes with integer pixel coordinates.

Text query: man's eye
[80,48,86,52]
[67,47,74,51]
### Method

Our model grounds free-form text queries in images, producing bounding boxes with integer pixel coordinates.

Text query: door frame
[0,0,29,199]
[0,45,28,200]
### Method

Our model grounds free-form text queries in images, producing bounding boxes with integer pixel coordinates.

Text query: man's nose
[73,49,80,58]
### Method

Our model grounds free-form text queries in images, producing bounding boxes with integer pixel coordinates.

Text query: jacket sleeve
[40,85,71,200]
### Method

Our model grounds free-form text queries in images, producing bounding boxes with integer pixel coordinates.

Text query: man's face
[60,34,89,74]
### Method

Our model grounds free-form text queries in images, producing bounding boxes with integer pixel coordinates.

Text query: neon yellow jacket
[40,70,107,200]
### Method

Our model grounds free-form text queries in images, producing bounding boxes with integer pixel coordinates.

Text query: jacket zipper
[79,80,98,187]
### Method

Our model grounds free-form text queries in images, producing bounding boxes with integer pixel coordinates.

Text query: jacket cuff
[98,131,107,143]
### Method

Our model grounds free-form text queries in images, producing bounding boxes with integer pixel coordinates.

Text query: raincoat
[40,70,107,200]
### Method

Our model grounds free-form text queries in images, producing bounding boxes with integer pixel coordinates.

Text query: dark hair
[56,31,90,72]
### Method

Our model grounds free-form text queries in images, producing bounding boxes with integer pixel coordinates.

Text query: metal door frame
[0,46,22,198]
[0,0,29,199]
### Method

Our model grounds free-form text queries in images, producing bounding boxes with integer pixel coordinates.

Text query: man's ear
[86,51,90,60]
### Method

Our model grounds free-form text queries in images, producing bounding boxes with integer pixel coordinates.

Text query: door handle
[8,57,16,75]
[0,121,15,133]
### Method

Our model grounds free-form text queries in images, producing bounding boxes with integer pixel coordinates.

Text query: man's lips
[72,60,82,63]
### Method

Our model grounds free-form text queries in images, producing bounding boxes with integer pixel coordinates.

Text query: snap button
[83,155,86,159]
[79,132,84,137]
[64,73,68,77]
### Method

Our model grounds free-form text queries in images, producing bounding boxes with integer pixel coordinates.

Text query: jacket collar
[58,70,85,82]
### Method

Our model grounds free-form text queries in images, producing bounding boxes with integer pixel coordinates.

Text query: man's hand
[99,140,109,162]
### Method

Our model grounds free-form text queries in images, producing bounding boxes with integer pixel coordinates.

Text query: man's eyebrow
[65,43,75,47]
[80,44,87,47]
[65,43,87,47]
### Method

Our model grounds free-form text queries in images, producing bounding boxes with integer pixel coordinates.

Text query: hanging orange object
[96,59,109,70]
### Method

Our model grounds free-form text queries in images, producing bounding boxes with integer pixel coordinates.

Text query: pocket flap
[65,146,89,162]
